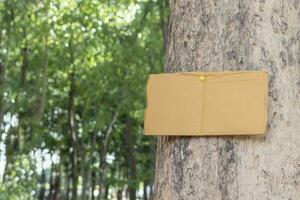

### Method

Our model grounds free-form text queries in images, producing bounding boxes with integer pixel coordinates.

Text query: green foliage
[0,155,38,200]
[0,0,167,199]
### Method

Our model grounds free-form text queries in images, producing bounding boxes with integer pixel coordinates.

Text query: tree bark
[153,0,300,199]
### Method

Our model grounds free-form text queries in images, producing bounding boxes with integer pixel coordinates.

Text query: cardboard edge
[144,132,266,136]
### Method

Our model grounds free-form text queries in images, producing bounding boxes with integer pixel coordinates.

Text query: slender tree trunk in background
[98,145,108,199]
[143,182,148,200]
[68,37,78,200]
[38,171,46,200]
[65,171,70,200]
[20,46,29,89]
[153,1,300,199]
[125,116,137,200]
[37,35,48,119]
[117,187,123,200]
[0,0,12,182]
[38,156,46,200]
[149,184,153,200]
[47,155,54,200]
[80,140,88,200]
[48,173,60,200]
[158,0,169,53]
[0,23,4,131]
[105,184,109,199]
[0,0,13,140]
[89,131,96,200]
[3,42,29,182]
[98,134,108,200]
[98,111,118,200]
[68,70,78,200]
[52,174,60,200]
[148,134,156,200]
[0,63,5,140]
[91,169,96,200]
[116,165,123,200]
[17,46,29,145]
[37,37,48,200]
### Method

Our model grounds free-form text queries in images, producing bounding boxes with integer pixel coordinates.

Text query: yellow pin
[199,75,205,81]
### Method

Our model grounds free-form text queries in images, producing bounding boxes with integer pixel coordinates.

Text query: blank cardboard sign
[144,71,268,136]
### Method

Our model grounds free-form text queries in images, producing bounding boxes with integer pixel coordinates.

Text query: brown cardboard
[144,71,268,136]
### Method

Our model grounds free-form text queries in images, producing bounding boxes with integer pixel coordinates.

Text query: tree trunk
[1,0,12,182]
[69,71,78,200]
[125,116,137,200]
[97,111,118,200]
[0,62,5,140]
[117,187,123,200]
[80,139,88,200]
[91,168,96,200]
[143,182,148,200]
[90,131,97,200]
[3,42,29,182]
[52,174,60,200]
[37,34,48,120]
[153,1,300,199]
[38,155,46,200]
[65,170,70,200]
[149,184,153,200]
[105,184,109,199]
[68,37,78,200]
[158,0,169,52]
[47,156,54,200]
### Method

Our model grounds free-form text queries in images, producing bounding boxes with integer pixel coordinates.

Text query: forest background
[0,0,168,199]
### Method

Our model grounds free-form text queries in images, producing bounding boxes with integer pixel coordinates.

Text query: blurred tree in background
[0,0,168,199]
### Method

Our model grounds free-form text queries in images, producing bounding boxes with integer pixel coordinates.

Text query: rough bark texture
[154,0,300,199]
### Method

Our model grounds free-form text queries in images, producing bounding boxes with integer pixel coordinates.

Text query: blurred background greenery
[0,0,168,199]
